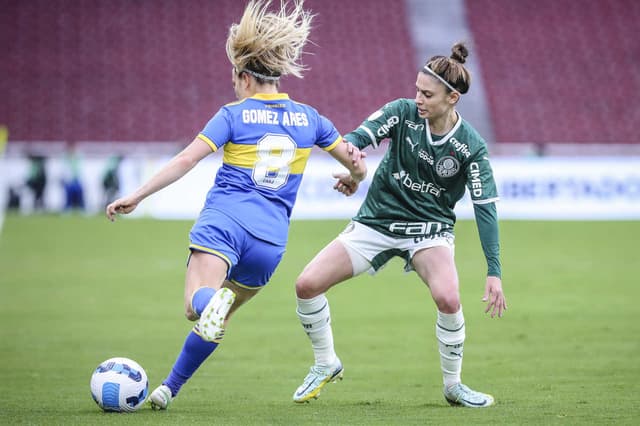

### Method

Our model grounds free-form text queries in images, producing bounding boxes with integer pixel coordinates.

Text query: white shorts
[336,221,455,276]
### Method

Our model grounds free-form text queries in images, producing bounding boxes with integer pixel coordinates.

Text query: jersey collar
[250,93,290,101]
[425,111,463,146]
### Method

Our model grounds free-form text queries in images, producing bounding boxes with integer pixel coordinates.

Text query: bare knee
[295,272,323,299]
[432,291,461,313]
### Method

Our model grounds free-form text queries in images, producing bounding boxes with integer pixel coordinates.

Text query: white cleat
[198,288,236,342]
[293,359,344,403]
[149,384,172,410]
[444,383,495,408]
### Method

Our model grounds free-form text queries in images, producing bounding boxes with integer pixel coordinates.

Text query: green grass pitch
[0,214,638,425]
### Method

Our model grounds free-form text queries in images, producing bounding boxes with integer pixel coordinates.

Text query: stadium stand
[3,0,638,151]
[1,0,415,146]
[466,0,640,145]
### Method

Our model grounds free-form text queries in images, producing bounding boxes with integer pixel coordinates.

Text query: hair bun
[450,42,469,64]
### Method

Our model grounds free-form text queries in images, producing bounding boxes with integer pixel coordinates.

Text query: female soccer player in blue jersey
[105,0,366,410]
[293,42,507,408]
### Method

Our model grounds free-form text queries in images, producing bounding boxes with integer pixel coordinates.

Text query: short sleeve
[199,108,233,150]
[315,114,342,151]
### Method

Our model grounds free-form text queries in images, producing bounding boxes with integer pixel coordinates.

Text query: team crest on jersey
[435,156,460,177]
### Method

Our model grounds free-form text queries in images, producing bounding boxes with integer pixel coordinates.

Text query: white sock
[436,308,465,389]
[296,294,337,368]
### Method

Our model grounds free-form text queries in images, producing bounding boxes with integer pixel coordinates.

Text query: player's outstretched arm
[106,137,213,221]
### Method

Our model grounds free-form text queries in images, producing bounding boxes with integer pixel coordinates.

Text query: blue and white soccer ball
[90,357,148,412]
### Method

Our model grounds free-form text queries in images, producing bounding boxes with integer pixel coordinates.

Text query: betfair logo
[393,170,445,197]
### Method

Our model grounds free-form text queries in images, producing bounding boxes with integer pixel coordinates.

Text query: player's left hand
[332,172,359,196]
[482,276,507,318]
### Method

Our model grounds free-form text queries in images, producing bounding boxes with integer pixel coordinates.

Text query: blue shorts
[189,208,286,289]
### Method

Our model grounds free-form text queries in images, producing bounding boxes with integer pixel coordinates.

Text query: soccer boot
[149,384,172,410]
[198,287,236,342]
[293,358,343,403]
[444,383,494,408]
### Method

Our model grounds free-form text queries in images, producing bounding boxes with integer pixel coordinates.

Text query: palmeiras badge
[435,156,460,177]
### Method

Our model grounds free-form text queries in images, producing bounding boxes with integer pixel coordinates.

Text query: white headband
[241,68,281,81]
[421,66,460,95]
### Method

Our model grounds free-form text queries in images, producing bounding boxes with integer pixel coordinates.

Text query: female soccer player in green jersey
[293,42,507,408]
[106,0,366,410]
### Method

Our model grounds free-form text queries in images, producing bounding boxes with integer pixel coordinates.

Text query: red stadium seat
[466,0,639,144]
[1,0,415,143]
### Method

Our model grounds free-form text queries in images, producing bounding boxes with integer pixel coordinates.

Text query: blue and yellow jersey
[197,93,342,245]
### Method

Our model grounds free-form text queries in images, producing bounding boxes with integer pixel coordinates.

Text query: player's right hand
[345,141,367,166]
[343,141,367,182]
[106,196,139,222]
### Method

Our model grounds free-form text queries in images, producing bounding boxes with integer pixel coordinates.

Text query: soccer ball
[90,357,148,412]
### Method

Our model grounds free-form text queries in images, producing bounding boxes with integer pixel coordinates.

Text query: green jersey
[345,98,501,277]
